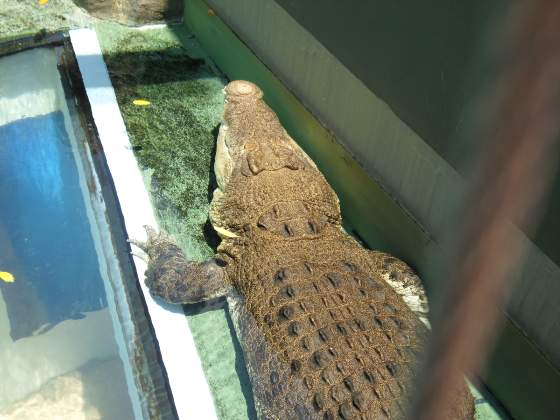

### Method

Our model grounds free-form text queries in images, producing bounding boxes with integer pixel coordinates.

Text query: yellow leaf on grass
[38,0,48,5]
[133,99,151,106]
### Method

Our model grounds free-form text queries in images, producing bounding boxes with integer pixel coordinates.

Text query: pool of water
[0,45,174,419]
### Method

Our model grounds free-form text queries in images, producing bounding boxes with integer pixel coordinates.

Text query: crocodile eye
[247,154,264,174]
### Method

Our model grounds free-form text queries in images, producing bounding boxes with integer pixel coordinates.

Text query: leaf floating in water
[133,99,151,106]
[0,272,15,283]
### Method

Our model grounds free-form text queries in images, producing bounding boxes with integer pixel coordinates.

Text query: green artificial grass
[105,44,223,257]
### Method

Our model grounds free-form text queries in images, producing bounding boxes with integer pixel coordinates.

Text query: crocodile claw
[129,225,178,262]
[128,225,157,248]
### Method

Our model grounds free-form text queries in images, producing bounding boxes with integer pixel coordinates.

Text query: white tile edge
[68,28,218,420]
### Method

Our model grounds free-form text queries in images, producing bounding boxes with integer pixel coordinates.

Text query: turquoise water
[0,111,139,418]
[0,112,106,340]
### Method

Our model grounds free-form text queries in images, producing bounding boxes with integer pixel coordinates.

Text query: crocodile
[134,80,475,419]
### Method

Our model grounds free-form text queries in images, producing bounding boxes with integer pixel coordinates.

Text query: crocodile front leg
[131,227,230,304]
[367,250,430,325]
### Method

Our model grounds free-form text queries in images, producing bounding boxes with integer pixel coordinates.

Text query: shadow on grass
[224,305,259,420]
[202,124,221,251]
[104,46,223,248]
[104,48,206,90]
[182,298,258,420]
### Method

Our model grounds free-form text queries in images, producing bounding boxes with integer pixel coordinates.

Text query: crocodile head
[210,80,341,240]
[215,80,309,191]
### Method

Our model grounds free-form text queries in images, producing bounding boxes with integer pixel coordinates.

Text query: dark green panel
[534,171,560,268]
[182,1,560,418]
[484,320,560,420]
[274,0,498,165]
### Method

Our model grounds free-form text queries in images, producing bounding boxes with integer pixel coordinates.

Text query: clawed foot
[129,225,176,261]
[129,226,185,298]
[129,226,228,304]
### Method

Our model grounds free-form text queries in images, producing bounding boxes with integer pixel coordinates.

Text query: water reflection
[0,112,133,418]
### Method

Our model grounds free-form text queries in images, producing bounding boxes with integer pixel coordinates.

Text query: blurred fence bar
[409,2,560,419]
